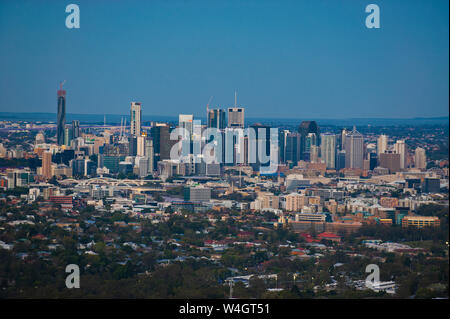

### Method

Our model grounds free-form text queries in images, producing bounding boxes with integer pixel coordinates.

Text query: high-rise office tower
[344,127,364,169]
[42,151,52,179]
[377,134,388,156]
[72,120,80,139]
[414,147,426,169]
[394,140,407,169]
[310,145,319,163]
[304,133,318,161]
[249,123,271,172]
[136,135,145,157]
[207,109,226,130]
[298,121,320,160]
[57,82,66,145]
[179,114,194,156]
[279,130,289,164]
[85,159,97,177]
[150,124,172,164]
[144,138,154,173]
[284,132,301,166]
[379,151,401,173]
[138,157,149,178]
[64,125,73,146]
[72,158,86,177]
[368,152,378,170]
[128,136,137,156]
[179,114,193,137]
[336,150,346,170]
[340,128,348,150]
[130,102,142,137]
[320,133,336,169]
[223,127,247,165]
[227,108,245,128]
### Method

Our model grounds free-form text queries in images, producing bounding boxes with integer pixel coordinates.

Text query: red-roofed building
[317,232,341,243]
[300,233,320,243]
[49,196,73,209]
[238,231,253,239]
[32,234,48,240]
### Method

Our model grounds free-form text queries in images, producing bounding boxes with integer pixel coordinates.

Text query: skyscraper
[137,135,145,157]
[249,123,271,172]
[279,130,289,164]
[64,125,73,146]
[57,82,66,145]
[144,138,154,173]
[72,120,80,139]
[138,157,149,178]
[207,109,226,130]
[340,128,348,150]
[150,124,172,164]
[310,145,319,163]
[42,151,52,179]
[130,102,142,137]
[344,127,364,169]
[179,114,194,156]
[304,133,318,161]
[227,108,245,128]
[377,134,388,156]
[368,152,378,170]
[284,132,301,166]
[320,133,336,169]
[179,114,193,136]
[394,140,407,169]
[128,136,137,156]
[336,150,346,170]
[414,147,426,169]
[379,152,401,173]
[298,121,320,160]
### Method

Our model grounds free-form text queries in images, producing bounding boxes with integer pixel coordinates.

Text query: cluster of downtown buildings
[47,85,431,179]
[0,85,447,234]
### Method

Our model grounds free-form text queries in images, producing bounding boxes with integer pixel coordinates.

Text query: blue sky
[0,0,448,119]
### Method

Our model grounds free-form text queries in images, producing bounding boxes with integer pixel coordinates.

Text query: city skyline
[0,0,448,119]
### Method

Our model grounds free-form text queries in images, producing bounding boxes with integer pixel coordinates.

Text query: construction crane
[119,117,123,138]
[206,96,213,116]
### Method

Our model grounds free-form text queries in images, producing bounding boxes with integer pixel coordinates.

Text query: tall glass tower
[344,127,364,169]
[320,133,337,169]
[57,82,66,145]
[130,102,142,137]
[207,109,226,129]
[298,121,320,160]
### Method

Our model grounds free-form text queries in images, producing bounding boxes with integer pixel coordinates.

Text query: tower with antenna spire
[57,81,66,145]
[227,91,244,128]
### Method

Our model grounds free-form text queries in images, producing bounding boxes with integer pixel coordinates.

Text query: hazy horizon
[0,110,449,121]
